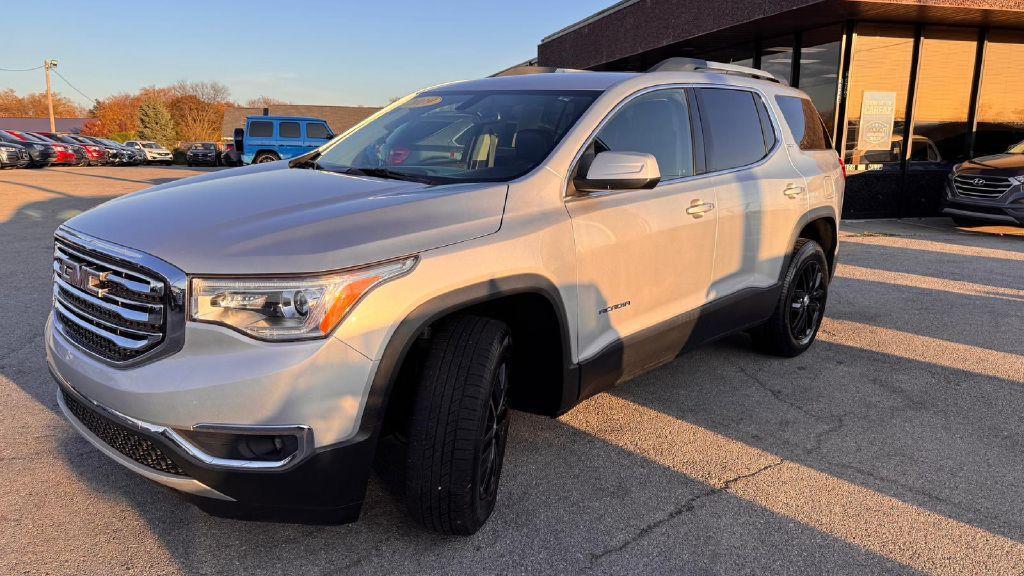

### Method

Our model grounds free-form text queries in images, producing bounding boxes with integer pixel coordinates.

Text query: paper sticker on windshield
[403,96,443,108]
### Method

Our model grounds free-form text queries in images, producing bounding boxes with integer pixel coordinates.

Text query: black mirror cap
[572,175,660,194]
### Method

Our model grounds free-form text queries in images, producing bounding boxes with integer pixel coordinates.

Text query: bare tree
[170,80,232,104]
[245,95,291,108]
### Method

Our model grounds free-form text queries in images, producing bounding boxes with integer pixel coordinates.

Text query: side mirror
[574,151,661,193]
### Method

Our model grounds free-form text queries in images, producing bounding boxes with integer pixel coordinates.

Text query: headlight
[1010,175,1024,186]
[0,146,16,152]
[190,257,416,340]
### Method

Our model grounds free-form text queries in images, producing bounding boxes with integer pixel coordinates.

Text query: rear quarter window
[306,122,330,139]
[695,88,768,172]
[775,96,830,150]
[248,121,274,138]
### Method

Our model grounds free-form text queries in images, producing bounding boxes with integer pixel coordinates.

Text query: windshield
[313,90,599,184]
[190,143,215,150]
[142,142,160,149]
[1007,140,1024,154]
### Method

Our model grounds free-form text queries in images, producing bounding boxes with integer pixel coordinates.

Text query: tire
[404,315,513,535]
[186,161,192,167]
[253,152,279,164]
[751,238,829,357]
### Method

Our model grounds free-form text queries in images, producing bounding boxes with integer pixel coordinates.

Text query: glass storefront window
[974,30,1024,156]
[910,27,978,165]
[842,23,915,168]
[698,43,755,68]
[797,25,842,138]
[761,36,794,85]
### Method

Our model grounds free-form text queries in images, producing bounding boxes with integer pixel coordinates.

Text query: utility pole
[44,59,58,132]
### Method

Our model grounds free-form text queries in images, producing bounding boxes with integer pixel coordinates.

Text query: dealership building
[536,0,1024,218]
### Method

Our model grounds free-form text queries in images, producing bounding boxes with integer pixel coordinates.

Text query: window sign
[856,91,896,152]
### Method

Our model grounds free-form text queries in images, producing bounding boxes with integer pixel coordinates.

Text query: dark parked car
[943,139,1024,226]
[3,130,82,166]
[185,142,220,166]
[0,129,56,168]
[0,139,30,168]
[32,132,96,166]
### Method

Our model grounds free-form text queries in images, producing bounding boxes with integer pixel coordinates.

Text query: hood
[64,163,508,275]
[959,153,1024,174]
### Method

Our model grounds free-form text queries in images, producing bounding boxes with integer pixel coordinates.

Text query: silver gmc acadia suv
[46,59,844,535]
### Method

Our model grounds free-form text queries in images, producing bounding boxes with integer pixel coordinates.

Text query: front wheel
[751,238,829,357]
[404,315,513,535]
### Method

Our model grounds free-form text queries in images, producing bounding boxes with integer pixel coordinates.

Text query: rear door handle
[784,183,806,198]
[686,200,715,218]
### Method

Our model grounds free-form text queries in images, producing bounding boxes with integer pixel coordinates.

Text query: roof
[245,116,326,122]
[432,71,639,93]
[0,117,90,134]
[221,105,380,138]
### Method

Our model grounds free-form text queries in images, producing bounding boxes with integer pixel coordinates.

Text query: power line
[0,64,44,72]
[52,68,98,104]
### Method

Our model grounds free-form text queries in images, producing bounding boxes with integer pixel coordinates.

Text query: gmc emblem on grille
[62,262,108,297]
[972,178,986,186]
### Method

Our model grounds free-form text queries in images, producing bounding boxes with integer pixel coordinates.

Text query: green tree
[137,100,176,148]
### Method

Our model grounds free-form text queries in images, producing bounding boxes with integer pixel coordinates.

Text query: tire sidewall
[467,334,512,527]
[780,241,829,353]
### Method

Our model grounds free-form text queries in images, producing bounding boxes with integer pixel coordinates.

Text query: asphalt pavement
[1,166,1023,575]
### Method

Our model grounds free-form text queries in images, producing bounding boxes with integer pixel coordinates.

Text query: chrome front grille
[51,230,182,365]
[952,175,1014,199]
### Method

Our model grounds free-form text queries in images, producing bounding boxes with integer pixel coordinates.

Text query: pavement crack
[735,363,819,420]
[588,459,784,563]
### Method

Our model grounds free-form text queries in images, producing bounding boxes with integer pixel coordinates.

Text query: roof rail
[490,66,587,78]
[647,57,780,83]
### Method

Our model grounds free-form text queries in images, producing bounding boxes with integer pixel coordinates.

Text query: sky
[1,0,613,108]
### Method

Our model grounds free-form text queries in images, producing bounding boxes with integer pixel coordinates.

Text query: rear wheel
[254,152,279,164]
[751,239,829,357]
[404,315,513,535]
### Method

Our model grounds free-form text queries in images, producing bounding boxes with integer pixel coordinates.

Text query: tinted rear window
[695,88,768,172]
[279,122,301,139]
[249,121,273,138]
[776,96,830,150]
[306,123,330,139]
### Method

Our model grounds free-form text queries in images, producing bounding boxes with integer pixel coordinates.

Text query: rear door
[775,95,842,212]
[304,121,333,149]
[245,119,276,160]
[693,87,805,295]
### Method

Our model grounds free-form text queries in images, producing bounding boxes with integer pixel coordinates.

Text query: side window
[775,96,830,150]
[306,122,330,139]
[248,121,274,138]
[695,88,768,172]
[279,121,301,139]
[592,89,694,180]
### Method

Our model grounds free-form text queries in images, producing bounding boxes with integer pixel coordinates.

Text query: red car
[0,130,78,166]
[34,132,106,165]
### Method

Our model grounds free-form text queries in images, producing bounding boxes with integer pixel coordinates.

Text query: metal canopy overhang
[538,0,1024,69]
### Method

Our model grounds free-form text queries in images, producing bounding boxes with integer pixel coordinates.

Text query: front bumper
[942,179,1024,224]
[47,313,383,521]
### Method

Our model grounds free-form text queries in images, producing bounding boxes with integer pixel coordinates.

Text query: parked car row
[0,130,176,169]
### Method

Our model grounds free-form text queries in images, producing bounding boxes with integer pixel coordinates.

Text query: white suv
[46,59,843,535]
[123,140,173,165]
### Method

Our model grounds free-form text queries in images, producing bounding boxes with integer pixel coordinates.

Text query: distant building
[0,117,90,133]
[221,105,380,140]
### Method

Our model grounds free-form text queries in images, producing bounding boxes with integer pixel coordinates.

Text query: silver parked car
[47,59,844,534]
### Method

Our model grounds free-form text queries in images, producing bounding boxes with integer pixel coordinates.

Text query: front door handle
[686,200,715,218]
[784,183,806,198]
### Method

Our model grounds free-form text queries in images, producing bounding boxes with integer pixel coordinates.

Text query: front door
[566,89,717,388]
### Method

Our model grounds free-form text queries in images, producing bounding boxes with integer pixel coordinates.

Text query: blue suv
[236,116,335,164]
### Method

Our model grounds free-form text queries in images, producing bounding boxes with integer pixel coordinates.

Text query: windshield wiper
[338,167,436,184]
